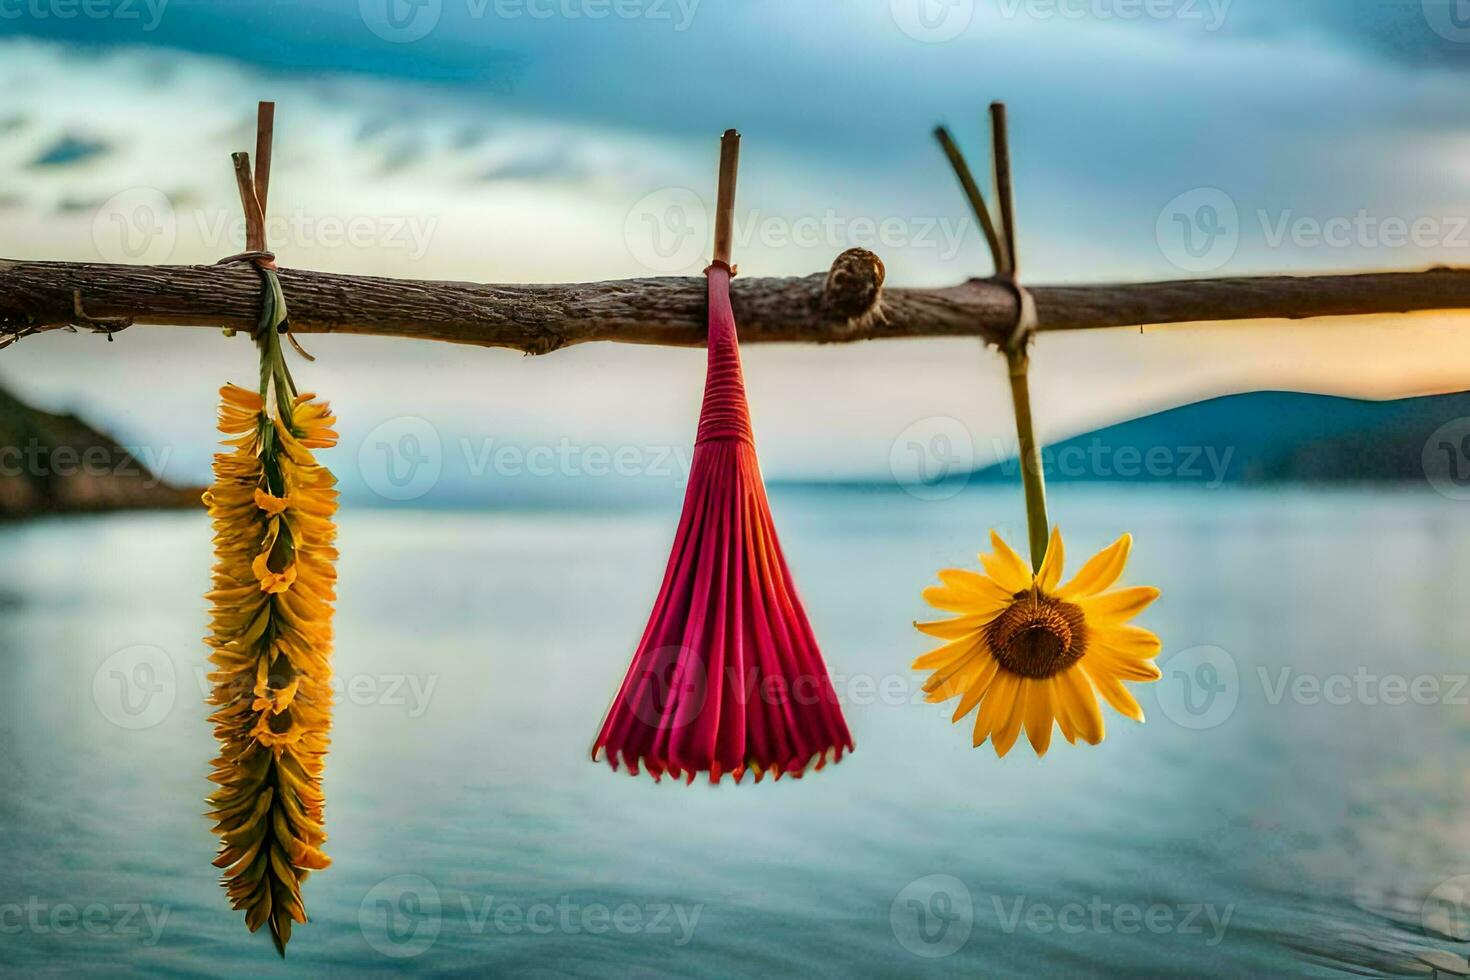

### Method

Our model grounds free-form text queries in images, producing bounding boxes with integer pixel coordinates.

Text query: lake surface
[4,484,1470,977]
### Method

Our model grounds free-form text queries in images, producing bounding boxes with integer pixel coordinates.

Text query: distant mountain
[970,389,1470,486]
[0,386,201,517]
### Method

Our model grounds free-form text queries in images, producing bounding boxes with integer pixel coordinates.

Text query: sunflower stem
[1005,345,1049,572]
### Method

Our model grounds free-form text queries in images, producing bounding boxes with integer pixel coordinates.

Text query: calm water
[4,485,1470,978]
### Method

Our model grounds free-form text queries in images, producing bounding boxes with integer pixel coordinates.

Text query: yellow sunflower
[914,528,1161,758]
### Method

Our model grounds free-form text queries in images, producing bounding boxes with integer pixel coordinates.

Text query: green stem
[1005,346,1049,572]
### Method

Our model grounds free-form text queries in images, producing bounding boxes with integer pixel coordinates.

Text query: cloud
[28,133,111,168]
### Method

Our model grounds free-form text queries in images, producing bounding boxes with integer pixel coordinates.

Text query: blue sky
[2,1,1470,497]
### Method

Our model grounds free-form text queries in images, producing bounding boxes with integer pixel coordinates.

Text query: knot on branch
[821,248,885,324]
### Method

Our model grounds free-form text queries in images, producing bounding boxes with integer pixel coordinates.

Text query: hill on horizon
[967,389,1470,487]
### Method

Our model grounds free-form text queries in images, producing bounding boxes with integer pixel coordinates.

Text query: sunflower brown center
[984,590,1088,679]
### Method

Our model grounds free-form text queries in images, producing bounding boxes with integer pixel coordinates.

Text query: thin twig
[934,126,1007,277]
[989,102,1018,281]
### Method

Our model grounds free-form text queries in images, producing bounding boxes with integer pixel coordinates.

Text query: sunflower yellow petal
[913,634,984,674]
[973,672,1017,748]
[1058,534,1132,600]
[1091,623,1163,659]
[1036,527,1065,593]
[1023,678,1055,756]
[1057,666,1104,745]
[1078,586,1160,625]
[952,654,1000,722]
[914,613,994,641]
[1090,649,1163,682]
[1081,660,1146,722]
[992,679,1029,758]
[981,530,1031,594]
[936,568,1012,611]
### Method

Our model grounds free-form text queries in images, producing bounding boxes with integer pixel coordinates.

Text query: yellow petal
[1057,666,1104,744]
[981,530,1031,594]
[1058,534,1132,600]
[1090,649,1163,682]
[992,679,1029,758]
[922,568,1011,615]
[936,568,1012,612]
[1023,678,1055,756]
[1091,623,1163,659]
[914,613,993,641]
[913,634,984,673]
[951,654,1000,722]
[1078,586,1160,625]
[1081,660,1146,722]
[1036,527,1065,593]
[973,672,1016,748]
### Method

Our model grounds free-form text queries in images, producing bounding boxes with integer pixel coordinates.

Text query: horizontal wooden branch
[3,250,1469,354]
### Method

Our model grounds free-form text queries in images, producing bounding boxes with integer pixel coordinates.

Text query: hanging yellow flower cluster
[202,304,339,955]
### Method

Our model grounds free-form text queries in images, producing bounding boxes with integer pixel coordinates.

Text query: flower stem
[1005,345,1049,572]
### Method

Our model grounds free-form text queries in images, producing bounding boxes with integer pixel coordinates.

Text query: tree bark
[3,250,1468,354]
